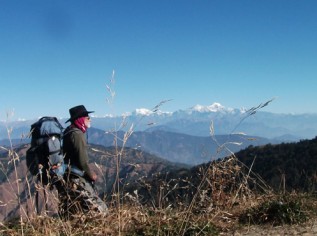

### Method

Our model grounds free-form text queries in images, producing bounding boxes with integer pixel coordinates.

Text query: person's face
[84,116,91,128]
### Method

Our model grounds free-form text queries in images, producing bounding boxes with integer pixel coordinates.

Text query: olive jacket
[63,126,94,181]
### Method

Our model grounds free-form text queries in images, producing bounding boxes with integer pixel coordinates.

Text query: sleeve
[71,131,95,180]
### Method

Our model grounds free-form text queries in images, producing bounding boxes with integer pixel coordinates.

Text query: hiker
[61,105,107,216]
[26,116,66,215]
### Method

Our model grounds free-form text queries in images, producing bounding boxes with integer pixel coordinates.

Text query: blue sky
[1,0,317,121]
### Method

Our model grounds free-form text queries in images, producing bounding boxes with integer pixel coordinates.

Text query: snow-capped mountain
[126,103,235,117]
[1,103,317,141]
[189,102,234,113]
[94,102,317,140]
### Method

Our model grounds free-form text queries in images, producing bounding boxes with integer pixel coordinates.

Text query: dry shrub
[0,142,291,235]
[3,98,313,234]
[117,154,275,234]
[239,193,309,226]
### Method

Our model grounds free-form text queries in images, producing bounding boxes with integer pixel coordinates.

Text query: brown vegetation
[1,142,317,235]
[1,98,316,235]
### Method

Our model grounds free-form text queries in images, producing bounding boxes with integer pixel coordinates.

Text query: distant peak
[131,108,172,116]
[208,102,226,111]
[134,108,153,116]
[190,102,227,112]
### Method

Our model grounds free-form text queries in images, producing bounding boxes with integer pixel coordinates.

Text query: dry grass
[2,97,315,235]
[1,154,315,235]
[0,131,316,235]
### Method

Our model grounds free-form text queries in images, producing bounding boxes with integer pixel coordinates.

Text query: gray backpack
[26,117,65,184]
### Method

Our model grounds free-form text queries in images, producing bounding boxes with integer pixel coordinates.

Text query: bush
[239,195,308,226]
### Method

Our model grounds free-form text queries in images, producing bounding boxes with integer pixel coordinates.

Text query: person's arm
[72,131,96,181]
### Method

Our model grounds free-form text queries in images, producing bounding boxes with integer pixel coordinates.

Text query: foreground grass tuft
[239,194,308,226]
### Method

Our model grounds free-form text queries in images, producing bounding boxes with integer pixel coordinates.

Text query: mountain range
[1,103,316,165]
[87,128,277,165]
[2,103,316,140]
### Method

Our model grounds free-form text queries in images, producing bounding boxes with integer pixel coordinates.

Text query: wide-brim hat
[65,105,94,123]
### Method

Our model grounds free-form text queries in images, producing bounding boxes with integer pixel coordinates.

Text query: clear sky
[1,0,317,121]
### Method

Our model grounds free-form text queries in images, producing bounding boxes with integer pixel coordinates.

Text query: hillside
[124,136,317,207]
[235,136,317,192]
[87,128,277,165]
[86,144,188,194]
[0,128,278,166]
[0,143,186,221]
[1,137,317,234]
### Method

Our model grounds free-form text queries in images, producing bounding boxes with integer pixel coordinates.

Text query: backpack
[26,117,65,184]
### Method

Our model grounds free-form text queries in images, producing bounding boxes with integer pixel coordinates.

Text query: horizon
[1,1,317,121]
[2,100,317,123]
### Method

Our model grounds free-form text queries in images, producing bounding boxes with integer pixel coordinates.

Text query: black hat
[66,105,94,123]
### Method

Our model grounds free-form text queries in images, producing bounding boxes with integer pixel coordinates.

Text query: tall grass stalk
[1,93,292,235]
[179,99,276,235]
[4,111,25,235]
[104,71,172,234]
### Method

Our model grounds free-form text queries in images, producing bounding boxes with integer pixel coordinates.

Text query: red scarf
[74,117,87,133]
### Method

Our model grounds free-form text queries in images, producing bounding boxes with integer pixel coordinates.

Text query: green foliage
[236,137,317,192]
